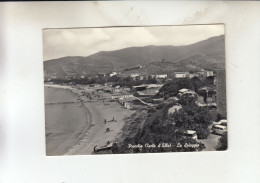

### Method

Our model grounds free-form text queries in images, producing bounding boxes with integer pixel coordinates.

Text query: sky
[43,24,224,61]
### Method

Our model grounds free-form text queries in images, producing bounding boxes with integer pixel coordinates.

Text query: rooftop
[174,71,189,74]
[178,88,189,93]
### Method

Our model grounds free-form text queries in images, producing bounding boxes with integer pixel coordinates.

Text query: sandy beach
[45,84,135,155]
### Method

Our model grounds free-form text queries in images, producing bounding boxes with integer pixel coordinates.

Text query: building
[109,72,117,77]
[205,70,214,77]
[174,72,189,78]
[168,104,182,114]
[130,73,145,80]
[117,97,133,109]
[178,88,197,98]
[130,73,140,78]
[146,84,163,88]
[155,74,167,79]
[132,85,147,92]
[132,84,163,96]
[112,88,121,93]
[136,87,160,96]
[189,73,200,78]
[111,94,134,99]
[198,87,217,103]
[138,75,145,80]
[132,84,163,92]
[122,87,131,92]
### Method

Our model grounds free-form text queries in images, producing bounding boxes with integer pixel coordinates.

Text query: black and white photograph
[43,24,227,155]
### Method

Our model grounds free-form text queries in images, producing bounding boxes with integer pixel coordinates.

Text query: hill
[44,35,225,79]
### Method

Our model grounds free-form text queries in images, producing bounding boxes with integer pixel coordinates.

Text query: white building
[174,72,189,78]
[189,73,200,78]
[111,94,134,99]
[168,104,182,114]
[155,74,167,79]
[205,70,214,77]
[109,72,117,77]
[130,73,145,80]
[178,88,197,97]
[130,73,140,78]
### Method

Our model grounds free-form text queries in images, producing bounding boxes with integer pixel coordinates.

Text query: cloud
[43,24,224,61]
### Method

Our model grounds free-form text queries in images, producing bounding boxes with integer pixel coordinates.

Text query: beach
[45,84,135,155]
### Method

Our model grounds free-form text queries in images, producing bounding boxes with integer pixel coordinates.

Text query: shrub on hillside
[196,127,210,139]
[156,102,166,109]
[215,132,228,151]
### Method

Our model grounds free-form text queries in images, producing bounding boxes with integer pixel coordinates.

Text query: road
[199,133,221,151]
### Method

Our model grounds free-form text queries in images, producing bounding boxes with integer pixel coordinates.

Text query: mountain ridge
[44,35,225,79]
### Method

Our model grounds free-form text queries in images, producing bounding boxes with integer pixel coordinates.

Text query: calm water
[44,86,88,155]
[44,87,77,103]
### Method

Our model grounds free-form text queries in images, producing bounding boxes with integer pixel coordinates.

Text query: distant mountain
[44,35,225,79]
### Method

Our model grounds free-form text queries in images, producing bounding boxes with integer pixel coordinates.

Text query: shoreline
[45,84,91,155]
[45,84,135,155]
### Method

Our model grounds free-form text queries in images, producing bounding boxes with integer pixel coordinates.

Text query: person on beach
[104,119,106,124]
[94,145,97,153]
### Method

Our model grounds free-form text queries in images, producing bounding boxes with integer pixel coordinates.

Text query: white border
[1,1,260,183]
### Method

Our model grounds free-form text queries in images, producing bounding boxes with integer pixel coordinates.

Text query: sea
[44,86,88,156]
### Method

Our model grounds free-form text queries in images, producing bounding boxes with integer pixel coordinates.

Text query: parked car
[183,130,198,140]
[211,124,227,135]
[213,119,227,126]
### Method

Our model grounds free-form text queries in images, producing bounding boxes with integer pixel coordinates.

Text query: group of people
[104,117,116,133]
[104,117,117,124]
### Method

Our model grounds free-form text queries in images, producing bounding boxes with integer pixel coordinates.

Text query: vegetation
[215,132,228,151]
[155,76,214,99]
[48,74,158,87]
[114,98,206,154]
[155,78,194,99]
[169,96,212,139]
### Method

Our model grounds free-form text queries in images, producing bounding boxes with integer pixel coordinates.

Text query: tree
[170,96,212,139]
[216,113,223,121]
[146,75,157,84]
[89,77,97,84]
[156,78,194,99]
[205,76,214,86]
[108,75,120,83]
[191,76,203,92]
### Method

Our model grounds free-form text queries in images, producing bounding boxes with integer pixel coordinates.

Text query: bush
[148,107,156,114]
[156,102,166,109]
[196,127,210,139]
[142,97,153,103]
[215,132,228,151]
